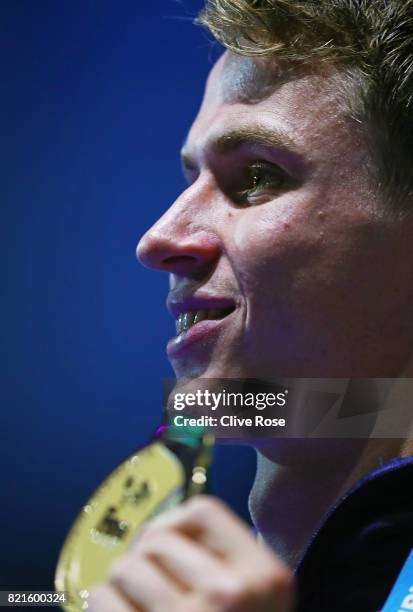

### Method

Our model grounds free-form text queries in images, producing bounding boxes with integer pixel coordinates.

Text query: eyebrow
[181,125,296,169]
[212,126,295,153]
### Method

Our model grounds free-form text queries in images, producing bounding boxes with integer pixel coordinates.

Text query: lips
[175,307,235,335]
[166,293,237,358]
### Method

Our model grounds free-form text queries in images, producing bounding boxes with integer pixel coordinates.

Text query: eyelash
[235,161,288,206]
[182,160,290,207]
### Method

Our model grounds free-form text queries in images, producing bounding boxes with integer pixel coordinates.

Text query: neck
[249,437,411,568]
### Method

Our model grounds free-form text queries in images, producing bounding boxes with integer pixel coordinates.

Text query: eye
[236,161,288,206]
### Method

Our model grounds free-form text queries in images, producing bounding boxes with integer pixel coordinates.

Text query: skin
[89,497,293,612]
[139,54,413,381]
[88,52,413,610]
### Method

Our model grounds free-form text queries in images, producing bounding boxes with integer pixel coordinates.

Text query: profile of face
[137,52,413,381]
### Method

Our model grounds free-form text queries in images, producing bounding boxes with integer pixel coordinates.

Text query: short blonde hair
[198,0,413,213]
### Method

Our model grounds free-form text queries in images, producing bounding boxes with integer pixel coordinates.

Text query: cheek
[226,197,392,341]
[230,198,324,293]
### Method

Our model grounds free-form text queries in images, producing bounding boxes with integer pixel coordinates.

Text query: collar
[297,454,413,574]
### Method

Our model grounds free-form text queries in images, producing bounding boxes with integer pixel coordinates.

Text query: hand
[88,495,294,612]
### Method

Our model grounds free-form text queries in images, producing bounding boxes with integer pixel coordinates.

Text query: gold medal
[55,426,214,611]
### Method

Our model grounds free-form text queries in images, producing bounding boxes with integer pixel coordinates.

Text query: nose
[136,186,221,279]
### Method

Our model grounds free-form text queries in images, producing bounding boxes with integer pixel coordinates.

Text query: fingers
[117,496,295,612]
[91,497,295,612]
[139,495,290,579]
[87,584,140,612]
[137,495,258,558]
[131,529,241,597]
[109,554,185,612]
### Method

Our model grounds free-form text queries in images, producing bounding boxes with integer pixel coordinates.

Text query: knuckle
[205,575,246,608]
[135,521,168,547]
[131,511,175,548]
[258,563,295,598]
[185,494,226,518]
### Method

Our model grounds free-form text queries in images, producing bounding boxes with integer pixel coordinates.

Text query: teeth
[175,314,184,335]
[182,312,195,332]
[175,308,232,336]
[194,309,207,324]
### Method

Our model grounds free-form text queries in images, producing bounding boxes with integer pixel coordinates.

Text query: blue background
[1,1,255,590]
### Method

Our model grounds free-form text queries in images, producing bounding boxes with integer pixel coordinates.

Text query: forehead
[203,50,341,107]
[218,52,283,103]
[185,52,358,165]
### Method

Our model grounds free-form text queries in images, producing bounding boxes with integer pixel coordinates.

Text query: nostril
[137,231,221,273]
[162,255,197,267]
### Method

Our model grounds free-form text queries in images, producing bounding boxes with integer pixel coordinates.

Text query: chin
[172,361,247,380]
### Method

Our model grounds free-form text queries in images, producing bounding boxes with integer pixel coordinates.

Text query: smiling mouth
[175,307,236,336]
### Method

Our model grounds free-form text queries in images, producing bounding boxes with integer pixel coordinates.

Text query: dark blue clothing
[295,457,413,611]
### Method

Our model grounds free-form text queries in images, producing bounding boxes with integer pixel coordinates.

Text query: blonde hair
[198,0,413,212]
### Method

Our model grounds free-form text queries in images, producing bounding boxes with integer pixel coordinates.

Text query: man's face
[137,52,413,380]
